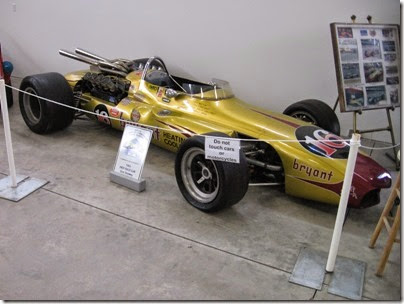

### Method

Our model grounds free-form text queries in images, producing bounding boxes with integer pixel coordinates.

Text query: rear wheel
[175,133,249,212]
[19,72,75,134]
[283,99,340,135]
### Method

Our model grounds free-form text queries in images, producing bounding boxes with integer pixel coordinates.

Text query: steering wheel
[141,56,187,93]
[141,57,168,81]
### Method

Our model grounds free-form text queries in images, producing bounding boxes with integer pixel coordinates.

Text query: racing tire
[175,132,249,212]
[283,99,340,135]
[19,72,75,134]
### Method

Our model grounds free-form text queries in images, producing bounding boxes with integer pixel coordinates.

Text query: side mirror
[165,88,179,98]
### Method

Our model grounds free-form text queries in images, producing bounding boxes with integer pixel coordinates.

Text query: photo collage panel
[336,25,400,111]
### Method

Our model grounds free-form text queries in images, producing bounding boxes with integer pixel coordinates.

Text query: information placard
[113,124,152,181]
[205,137,240,163]
[330,23,400,112]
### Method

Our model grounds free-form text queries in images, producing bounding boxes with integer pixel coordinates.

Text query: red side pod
[349,153,392,208]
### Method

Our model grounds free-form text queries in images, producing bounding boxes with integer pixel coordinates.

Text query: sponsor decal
[163,132,185,148]
[131,109,141,122]
[350,186,358,199]
[147,83,159,92]
[295,126,349,159]
[120,97,132,106]
[110,108,120,117]
[162,97,170,103]
[292,159,333,181]
[157,87,164,98]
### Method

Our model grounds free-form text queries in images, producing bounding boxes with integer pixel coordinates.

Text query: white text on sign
[205,137,240,163]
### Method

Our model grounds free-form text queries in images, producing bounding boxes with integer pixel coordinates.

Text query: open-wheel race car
[18,48,391,212]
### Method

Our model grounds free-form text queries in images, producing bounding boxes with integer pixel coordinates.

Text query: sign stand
[0,79,47,202]
[110,171,146,192]
[110,124,153,192]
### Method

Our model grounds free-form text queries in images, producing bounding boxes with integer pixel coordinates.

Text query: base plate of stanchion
[289,247,366,300]
[0,175,47,202]
[289,247,327,290]
[328,256,366,300]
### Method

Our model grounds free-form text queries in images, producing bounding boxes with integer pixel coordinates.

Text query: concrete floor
[0,83,401,300]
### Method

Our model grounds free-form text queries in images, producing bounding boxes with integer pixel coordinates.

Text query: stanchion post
[326,133,361,272]
[0,79,17,187]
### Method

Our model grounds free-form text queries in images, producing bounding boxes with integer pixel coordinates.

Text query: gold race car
[18,49,391,212]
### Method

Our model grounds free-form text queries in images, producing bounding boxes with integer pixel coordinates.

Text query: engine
[81,72,130,103]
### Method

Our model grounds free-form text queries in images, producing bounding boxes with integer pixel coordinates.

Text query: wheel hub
[181,147,219,204]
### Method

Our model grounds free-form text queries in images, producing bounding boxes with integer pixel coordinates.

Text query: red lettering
[313,129,346,149]
[305,135,337,157]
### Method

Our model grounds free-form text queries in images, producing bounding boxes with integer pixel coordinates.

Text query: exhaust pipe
[59,48,129,76]
[75,48,110,63]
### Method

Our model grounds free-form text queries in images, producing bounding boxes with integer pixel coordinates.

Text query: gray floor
[0,84,401,300]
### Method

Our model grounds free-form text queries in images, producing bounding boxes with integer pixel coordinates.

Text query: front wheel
[175,133,249,212]
[283,99,340,135]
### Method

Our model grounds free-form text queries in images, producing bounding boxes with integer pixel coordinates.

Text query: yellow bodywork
[65,70,350,205]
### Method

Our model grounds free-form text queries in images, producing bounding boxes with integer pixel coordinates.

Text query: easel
[333,98,400,170]
[332,15,400,170]
[369,174,400,276]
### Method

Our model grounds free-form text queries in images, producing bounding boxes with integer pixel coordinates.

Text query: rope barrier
[360,143,401,150]
[5,83,401,150]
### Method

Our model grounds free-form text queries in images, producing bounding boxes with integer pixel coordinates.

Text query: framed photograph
[330,23,400,112]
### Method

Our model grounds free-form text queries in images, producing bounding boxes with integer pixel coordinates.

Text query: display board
[113,124,152,181]
[330,23,400,112]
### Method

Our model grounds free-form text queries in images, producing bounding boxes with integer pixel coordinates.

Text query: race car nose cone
[375,172,392,188]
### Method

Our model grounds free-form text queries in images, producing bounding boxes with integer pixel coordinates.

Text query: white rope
[360,143,400,150]
[5,84,401,150]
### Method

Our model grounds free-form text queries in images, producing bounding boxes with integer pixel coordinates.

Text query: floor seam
[43,187,292,276]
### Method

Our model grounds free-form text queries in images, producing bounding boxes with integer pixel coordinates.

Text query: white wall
[0,0,400,142]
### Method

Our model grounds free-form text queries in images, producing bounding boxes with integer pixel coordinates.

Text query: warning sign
[205,137,240,163]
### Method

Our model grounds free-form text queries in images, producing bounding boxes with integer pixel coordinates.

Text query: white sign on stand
[110,124,152,192]
[205,137,240,163]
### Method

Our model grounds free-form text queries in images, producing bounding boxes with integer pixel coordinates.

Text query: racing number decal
[94,104,111,125]
[295,126,349,159]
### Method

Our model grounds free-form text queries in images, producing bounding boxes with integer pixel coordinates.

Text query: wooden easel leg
[376,204,400,276]
[333,97,339,112]
[369,175,400,248]
[386,108,399,170]
[353,112,357,133]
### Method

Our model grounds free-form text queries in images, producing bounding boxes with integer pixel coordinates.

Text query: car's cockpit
[132,56,234,100]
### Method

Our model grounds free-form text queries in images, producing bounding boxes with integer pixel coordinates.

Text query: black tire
[283,99,340,135]
[175,132,249,212]
[19,72,75,134]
